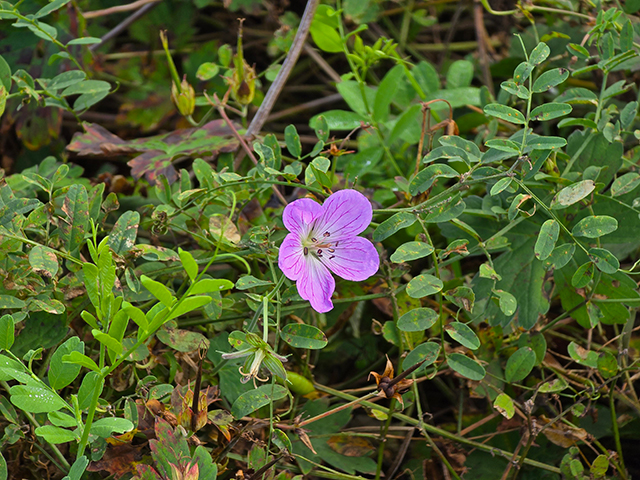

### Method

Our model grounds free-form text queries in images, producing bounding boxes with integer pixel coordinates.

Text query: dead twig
[83,0,160,19]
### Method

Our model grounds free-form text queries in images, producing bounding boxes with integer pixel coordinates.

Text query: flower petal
[278,233,306,281]
[322,236,379,281]
[283,198,322,235]
[313,190,373,239]
[296,256,335,313]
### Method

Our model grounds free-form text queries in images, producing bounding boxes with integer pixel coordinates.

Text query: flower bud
[171,76,195,116]
[229,60,256,106]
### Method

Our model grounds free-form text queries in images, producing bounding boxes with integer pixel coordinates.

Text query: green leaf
[445,322,480,350]
[529,42,550,65]
[92,330,122,358]
[550,180,595,209]
[390,241,434,263]
[406,274,443,298]
[567,43,589,60]
[539,377,568,393]
[543,243,575,269]
[483,104,526,125]
[611,172,640,197]
[589,248,619,274]
[310,110,363,131]
[35,425,77,444]
[49,337,84,390]
[90,417,133,438]
[446,60,474,89]
[490,177,513,196]
[397,308,438,332]
[107,211,140,255]
[567,341,598,368]
[493,393,515,419]
[530,103,572,121]
[446,353,485,381]
[166,296,212,322]
[190,278,234,295]
[513,61,534,85]
[517,332,547,365]
[10,385,67,413]
[284,125,301,158]
[236,275,273,290]
[590,455,609,479]
[597,351,618,379]
[66,37,101,46]
[62,351,100,372]
[534,219,559,260]
[231,384,288,419]
[373,64,404,122]
[0,296,25,309]
[373,212,416,242]
[61,79,110,97]
[505,347,536,382]
[196,62,219,80]
[35,0,72,18]
[63,456,89,480]
[500,80,529,99]
[494,289,517,316]
[310,9,342,53]
[532,68,569,93]
[0,315,14,351]
[28,245,59,278]
[178,248,198,281]
[402,342,440,372]
[60,184,89,255]
[485,139,520,154]
[141,275,175,306]
[526,135,567,150]
[48,70,86,90]
[571,215,618,238]
[0,54,11,92]
[280,324,328,349]
[77,372,103,410]
[571,262,594,288]
[409,164,459,195]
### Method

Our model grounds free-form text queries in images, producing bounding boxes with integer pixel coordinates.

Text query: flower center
[302,231,338,260]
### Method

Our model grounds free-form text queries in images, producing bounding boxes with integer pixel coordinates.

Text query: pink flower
[278,189,380,313]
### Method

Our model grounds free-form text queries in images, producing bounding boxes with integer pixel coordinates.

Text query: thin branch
[89,3,159,51]
[244,0,321,139]
[83,0,161,19]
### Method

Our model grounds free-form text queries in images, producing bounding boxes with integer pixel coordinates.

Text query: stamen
[323,231,330,237]
[317,249,323,254]
[311,237,318,243]
[329,255,335,259]
[328,248,335,253]
[335,241,339,247]
[303,247,308,256]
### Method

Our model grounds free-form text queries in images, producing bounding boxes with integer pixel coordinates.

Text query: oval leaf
[280,324,328,349]
[397,308,438,332]
[493,393,515,419]
[483,104,526,125]
[530,102,572,121]
[231,384,288,419]
[373,212,417,242]
[534,219,560,260]
[589,248,619,274]
[505,347,536,383]
[572,215,618,238]
[406,274,443,298]
[402,342,440,371]
[551,180,595,209]
[447,353,485,381]
[9,385,67,413]
[445,322,480,350]
[390,241,434,263]
[532,68,569,93]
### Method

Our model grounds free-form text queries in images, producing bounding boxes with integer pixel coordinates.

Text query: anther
[317,249,323,255]
[328,248,335,253]
[329,255,335,259]
[311,237,318,243]
[323,232,330,237]
[303,247,308,256]
[335,241,339,247]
